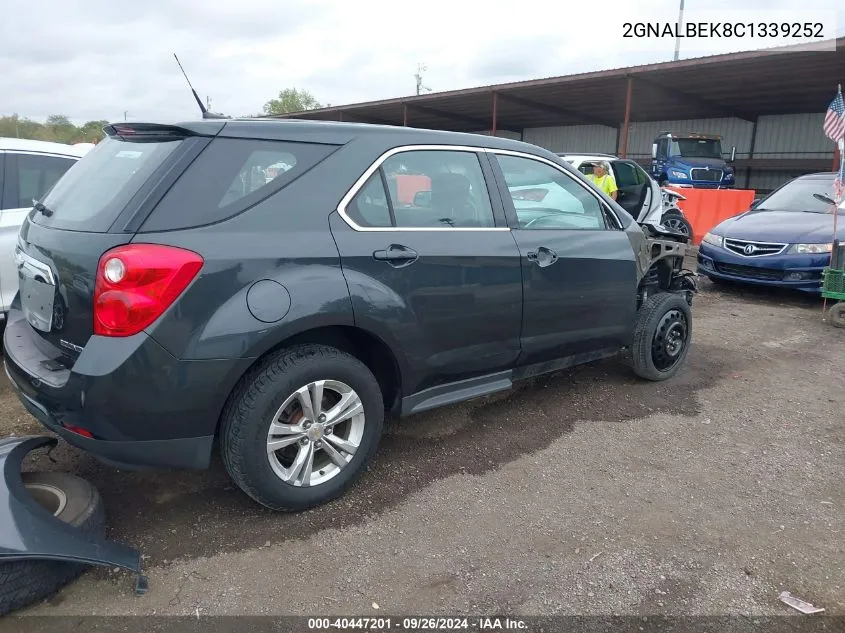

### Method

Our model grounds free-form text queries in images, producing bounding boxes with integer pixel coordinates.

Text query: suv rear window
[30,137,182,232]
[140,138,338,232]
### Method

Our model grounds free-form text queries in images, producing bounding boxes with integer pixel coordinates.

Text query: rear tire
[631,293,692,381]
[221,344,385,511]
[0,472,105,616]
[828,302,845,328]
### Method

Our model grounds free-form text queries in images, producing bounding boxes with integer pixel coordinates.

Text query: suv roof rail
[556,152,616,158]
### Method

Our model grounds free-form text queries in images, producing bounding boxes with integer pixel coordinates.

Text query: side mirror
[413,190,432,207]
[651,143,657,159]
[730,146,736,163]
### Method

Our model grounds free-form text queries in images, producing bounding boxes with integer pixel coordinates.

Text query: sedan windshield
[670,139,722,159]
[758,179,845,214]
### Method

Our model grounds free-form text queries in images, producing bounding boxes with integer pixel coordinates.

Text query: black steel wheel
[651,308,688,371]
[631,292,692,381]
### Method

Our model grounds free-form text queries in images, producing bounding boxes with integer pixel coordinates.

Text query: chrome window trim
[336,144,510,232]
[487,148,625,230]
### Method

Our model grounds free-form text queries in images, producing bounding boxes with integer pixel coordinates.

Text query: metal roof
[270,38,845,132]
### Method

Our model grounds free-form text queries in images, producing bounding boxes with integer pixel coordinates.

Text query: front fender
[0,435,146,592]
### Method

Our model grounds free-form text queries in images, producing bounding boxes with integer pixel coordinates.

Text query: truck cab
[650,132,736,189]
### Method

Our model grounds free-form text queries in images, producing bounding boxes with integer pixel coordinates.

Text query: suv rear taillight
[94,244,203,337]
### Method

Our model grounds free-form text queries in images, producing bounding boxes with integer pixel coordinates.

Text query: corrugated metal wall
[746,170,818,191]
[522,125,617,153]
[752,114,830,159]
[521,114,836,192]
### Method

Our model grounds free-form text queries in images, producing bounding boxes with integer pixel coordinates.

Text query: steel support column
[619,77,633,158]
[403,103,408,127]
[491,91,499,136]
[746,117,759,189]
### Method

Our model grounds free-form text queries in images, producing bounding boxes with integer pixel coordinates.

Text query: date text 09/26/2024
[622,22,825,39]
[308,617,528,630]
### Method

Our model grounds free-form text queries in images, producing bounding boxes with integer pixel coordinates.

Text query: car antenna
[173,53,229,119]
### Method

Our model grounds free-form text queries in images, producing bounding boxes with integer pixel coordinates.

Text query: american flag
[824,88,845,143]
[835,153,845,204]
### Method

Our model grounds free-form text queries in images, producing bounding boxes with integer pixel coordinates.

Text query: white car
[0,138,92,318]
[558,153,692,238]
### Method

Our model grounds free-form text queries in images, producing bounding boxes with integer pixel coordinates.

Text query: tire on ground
[221,343,385,511]
[631,292,692,381]
[0,472,105,616]
[828,302,845,328]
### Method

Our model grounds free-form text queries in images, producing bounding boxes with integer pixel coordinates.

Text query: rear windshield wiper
[33,202,54,217]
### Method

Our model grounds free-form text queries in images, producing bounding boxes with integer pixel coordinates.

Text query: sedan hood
[715,209,842,243]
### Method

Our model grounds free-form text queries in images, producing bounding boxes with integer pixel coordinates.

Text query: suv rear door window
[141,138,338,232]
[30,137,182,232]
[344,149,496,229]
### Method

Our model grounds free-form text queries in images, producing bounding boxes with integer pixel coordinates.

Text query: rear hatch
[15,123,212,362]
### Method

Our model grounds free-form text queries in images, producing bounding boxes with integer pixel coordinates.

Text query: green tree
[263,88,323,115]
[0,114,108,144]
[44,114,77,143]
[79,120,109,142]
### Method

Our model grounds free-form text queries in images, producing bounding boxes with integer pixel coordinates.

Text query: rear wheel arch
[216,324,405,438]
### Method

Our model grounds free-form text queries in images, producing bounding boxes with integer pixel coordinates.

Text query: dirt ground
[6,267,845,618]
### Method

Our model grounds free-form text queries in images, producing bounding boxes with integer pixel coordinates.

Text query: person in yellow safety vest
[585,160,618,201]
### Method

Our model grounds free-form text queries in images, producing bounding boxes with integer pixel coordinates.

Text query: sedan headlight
[702,232,723,247]
[788,243,832,254]
[670,170,689,180]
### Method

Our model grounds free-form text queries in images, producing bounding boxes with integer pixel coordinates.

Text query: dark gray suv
[4,119,696,511]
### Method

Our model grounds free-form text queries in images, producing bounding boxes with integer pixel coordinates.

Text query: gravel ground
[4,272,845,618]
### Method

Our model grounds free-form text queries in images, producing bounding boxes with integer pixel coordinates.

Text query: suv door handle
[526,246,558,268]
[373,244,418,267]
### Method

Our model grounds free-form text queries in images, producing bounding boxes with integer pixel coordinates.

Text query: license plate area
[16,248,56,333]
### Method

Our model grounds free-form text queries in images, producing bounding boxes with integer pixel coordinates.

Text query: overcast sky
[1,0,843,125]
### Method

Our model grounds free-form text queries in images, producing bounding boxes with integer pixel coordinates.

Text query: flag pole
[822,84,844,318]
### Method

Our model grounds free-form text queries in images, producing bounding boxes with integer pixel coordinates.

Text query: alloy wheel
[663,215,690,236]
[266,380,365,487]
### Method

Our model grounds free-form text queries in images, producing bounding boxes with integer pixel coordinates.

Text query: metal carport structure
[269,37,845,174]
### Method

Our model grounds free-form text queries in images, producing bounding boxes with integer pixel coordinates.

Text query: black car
[4,119,696,511]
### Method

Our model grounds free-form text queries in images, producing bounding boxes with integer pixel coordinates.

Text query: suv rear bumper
[3,306,250,470]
